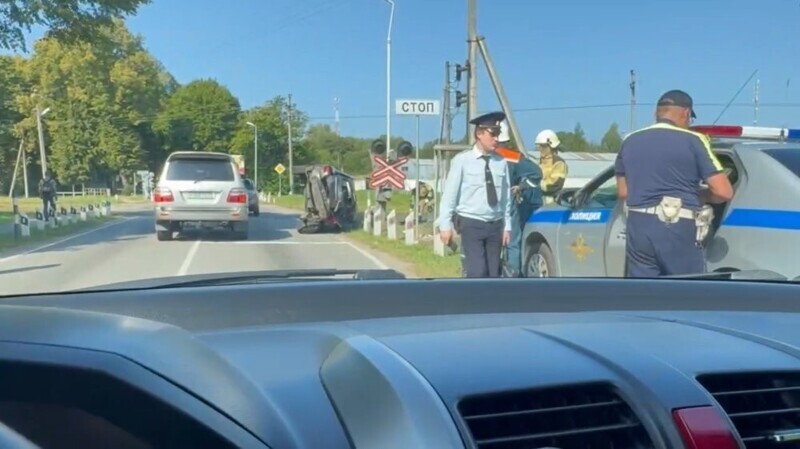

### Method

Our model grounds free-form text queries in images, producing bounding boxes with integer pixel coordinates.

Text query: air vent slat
[464,399,623,421]
[475,422,641,445]
[715,385,800,397]
[728,406,800,419]
[458,382,655,449]
[698,371,800,449]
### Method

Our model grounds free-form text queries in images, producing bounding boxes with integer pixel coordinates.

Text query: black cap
[470,111,506,130]
[657,90,696,118]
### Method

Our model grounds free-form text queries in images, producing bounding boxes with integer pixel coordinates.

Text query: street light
[383,0,394,160]
[36,106,51,177]
[246,121,258,188]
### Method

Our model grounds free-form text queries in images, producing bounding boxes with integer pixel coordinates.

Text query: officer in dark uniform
[615,90,734,277]
[438,111,512,278]
[495,121,544,277]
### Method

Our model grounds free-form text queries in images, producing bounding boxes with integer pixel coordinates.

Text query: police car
[521,125,800,280]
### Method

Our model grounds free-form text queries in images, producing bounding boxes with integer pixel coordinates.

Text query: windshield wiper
[75,269,407,292]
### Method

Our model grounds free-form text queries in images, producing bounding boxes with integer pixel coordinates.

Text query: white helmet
[535,129,560,148]
[497,120,511,142]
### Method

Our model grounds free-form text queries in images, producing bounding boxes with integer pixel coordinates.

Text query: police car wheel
[525,242,555,278]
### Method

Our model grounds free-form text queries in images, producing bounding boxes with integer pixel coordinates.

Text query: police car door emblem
[569,234,593,262]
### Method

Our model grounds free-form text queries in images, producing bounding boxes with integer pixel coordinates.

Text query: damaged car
[298,165,357,233]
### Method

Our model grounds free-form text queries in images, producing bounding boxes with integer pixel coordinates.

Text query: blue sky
[11,0,800,145]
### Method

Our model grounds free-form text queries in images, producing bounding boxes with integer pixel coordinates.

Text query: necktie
[481,155,498,207]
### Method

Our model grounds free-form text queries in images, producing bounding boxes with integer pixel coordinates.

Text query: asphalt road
[0,205,390,296]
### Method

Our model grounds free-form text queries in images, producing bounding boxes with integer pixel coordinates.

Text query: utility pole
[287,94,294,194]
[442,61,452,144]
[36,105,49,177]
[334,97,340,135]
[467,0,477,144]
[629,70,636,132]
[477,37,526,154]
[753,78,759,125]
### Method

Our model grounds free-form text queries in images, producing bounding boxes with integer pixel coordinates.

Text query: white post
[404,211,415,245]
[372,206,384,237]
[386,209,397,240]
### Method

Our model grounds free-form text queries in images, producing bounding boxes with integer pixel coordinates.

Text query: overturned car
[298,165,358,233]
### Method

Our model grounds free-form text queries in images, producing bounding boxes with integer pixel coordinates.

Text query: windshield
[0,1,798,296]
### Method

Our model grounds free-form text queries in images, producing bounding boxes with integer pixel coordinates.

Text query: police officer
[495,121,544,277]
[535,129,568,204]
[615,89,734,277]
[438,111,512,278]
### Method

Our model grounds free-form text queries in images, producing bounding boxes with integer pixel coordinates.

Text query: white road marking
[0,216,136,264]
[343,242,389,269]
[177,240,201,276]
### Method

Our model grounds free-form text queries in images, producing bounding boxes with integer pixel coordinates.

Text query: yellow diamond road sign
[274,163,286,175]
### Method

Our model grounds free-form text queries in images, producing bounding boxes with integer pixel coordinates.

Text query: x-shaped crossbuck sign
[370,156,408,189]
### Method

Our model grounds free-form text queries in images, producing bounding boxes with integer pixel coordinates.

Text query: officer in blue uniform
[438,111,512,278]
[615,90,734,277]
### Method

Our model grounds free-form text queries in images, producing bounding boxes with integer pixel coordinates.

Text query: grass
[0,215,115,252]
[0,195,149,225]
[273,193,462,278]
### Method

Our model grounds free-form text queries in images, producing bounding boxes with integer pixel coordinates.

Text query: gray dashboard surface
[1,278,799,449]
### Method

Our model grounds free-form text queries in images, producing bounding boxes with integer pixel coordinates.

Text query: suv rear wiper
[75,269,407,292]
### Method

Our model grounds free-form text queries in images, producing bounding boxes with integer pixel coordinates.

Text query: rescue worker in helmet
[495,121,543,277]
[535,130,568,204]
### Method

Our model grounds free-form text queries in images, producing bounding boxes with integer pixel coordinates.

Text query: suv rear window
[166,158,234,181]
[763,149,800,177]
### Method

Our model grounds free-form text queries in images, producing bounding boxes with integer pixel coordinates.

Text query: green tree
[155,79,241,154]
[0,0,151,51]
[12,20,173,188]
[556,123,590,152]
[228,96,313,189]
[600,123,623,153]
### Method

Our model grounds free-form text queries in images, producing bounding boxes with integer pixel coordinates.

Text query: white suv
[153,151,249,241]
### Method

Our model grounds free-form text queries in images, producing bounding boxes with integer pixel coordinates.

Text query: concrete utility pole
[384,0,395,159]
[36,105,50,177]
[467,0,477,144]
[477,37,526,154]
[287,94,294,194]
[442,61,452,144]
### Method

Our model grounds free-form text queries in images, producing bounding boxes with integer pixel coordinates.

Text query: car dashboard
[1,278,799,449]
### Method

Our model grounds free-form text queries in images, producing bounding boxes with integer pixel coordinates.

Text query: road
[0,205,391,296]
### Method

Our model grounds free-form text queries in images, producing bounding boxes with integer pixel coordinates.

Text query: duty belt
[627,206,696,220]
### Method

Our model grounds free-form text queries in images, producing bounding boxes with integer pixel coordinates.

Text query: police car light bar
[691,125,800,140]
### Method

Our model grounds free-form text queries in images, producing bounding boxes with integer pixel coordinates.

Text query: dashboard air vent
[458,382,654,449]
[698,371,800,449]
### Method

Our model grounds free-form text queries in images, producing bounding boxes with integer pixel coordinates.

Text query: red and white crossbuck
[369,156,408,190]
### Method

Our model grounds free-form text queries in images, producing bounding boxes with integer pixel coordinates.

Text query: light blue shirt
[437,145,512,232]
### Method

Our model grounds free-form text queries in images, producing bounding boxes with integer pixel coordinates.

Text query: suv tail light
[153,187,174,203]
[672,406,740,449]
[227,188,247,204]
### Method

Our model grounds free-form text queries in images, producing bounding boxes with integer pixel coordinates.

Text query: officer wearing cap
[615,90,734,277]
[438,111,512,278]
[495,121,544,277]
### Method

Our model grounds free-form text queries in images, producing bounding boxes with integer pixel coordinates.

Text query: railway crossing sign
[369,156,408,190]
